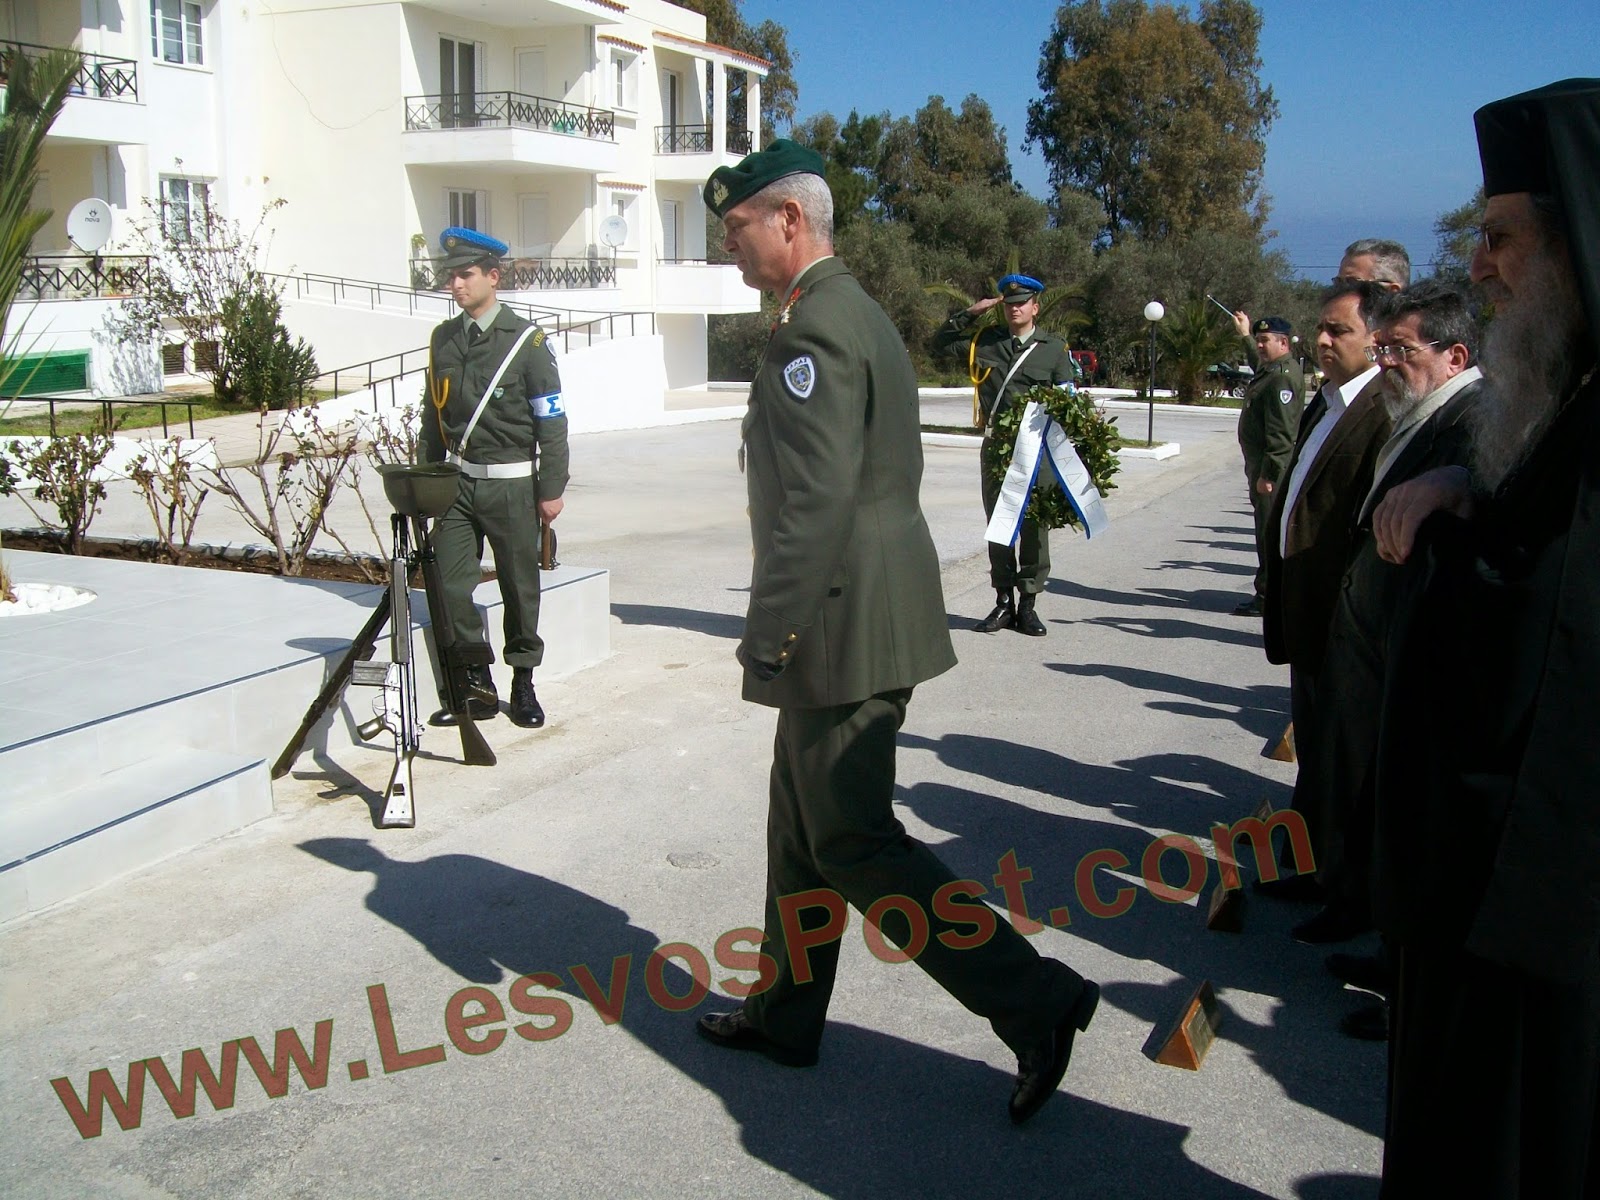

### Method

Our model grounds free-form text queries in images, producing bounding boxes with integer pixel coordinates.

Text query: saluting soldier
[419,227,569,728]
[934,275,1077,636]
[1229,314,1305,617]
[694,142,1099,1126]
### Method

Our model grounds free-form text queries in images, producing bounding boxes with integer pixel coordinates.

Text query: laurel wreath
[982,383,1121,531]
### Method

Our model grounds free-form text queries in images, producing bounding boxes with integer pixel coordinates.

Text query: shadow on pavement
[611,603,745,639]
[299,838,1274,1199]
[1047,662,1288,740]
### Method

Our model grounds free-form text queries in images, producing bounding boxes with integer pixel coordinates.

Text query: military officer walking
[934,276,1077,636]
[694,142,1099,1126]
[1229,313,1304,616]
[419,227,569,728]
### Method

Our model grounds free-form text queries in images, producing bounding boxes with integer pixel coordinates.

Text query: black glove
[736,643,785,682]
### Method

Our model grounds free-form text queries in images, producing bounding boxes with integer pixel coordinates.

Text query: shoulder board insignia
[531,328,545,349]
[783,355,816,402]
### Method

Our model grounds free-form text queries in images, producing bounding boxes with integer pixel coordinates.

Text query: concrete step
[0,748,271,920]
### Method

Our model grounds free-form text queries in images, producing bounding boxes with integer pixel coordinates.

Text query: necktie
[467,323,482,346]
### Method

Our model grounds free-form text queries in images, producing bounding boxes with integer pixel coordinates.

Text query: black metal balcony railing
[405,91,615,140]
[655,124,754,155]
[0,41,139,101]
[414,256,617,292]
[19,255,151,301]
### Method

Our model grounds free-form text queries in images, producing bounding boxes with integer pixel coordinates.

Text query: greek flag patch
[531,391,564,417]
[1279,389,1294,405]
[783,355,816,401]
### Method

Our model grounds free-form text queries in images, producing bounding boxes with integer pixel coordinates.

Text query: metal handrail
[0,40,138,101]
[404,91,615,140]
[19,255,152,301]
[0,393,196,439]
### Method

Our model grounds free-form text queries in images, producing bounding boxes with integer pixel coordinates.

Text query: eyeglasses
[1476,218,1529,253]
[1366,341,1440,363]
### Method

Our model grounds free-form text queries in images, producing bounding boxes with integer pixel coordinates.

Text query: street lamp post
[1143,300,1165,446]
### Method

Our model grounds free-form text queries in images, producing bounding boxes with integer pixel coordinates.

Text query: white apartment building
[5,0,765,426]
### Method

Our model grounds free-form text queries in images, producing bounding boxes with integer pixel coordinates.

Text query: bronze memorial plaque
[1154,981,1223,1071]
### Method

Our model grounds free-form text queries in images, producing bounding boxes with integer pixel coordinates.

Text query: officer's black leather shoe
[1009,979,1100,1125]
[974,590,1016,633]
[1291,903,1371,945]
[695,1009,818,1068]
[508,667,544,728]
[1014,593,1047,637]
[1232,595,1264,617]
[1339,1000,1390,1042]
[1252,873,1325,903]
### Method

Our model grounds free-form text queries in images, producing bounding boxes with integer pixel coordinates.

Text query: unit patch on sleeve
[1279,389,1295,405]
[783,355,816,401]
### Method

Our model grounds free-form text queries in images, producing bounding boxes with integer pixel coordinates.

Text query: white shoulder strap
[453,324,542,459]
[985,341,1040,433]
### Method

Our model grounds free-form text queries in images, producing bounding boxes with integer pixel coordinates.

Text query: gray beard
[1470,248,1585,491]
[1381,374,1425,423]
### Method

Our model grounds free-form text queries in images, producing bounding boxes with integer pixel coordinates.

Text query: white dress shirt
[1279,365,1380,556]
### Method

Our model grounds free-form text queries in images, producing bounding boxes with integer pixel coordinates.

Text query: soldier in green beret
[1228,313,1305,616]
[419,227,569,727]
[693,140,1099,1125]
[934,274,1078,636]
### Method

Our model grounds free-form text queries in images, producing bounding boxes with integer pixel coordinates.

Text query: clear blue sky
[739,0,1599,279]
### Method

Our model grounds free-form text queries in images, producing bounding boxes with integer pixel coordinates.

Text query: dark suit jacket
[1302,380,1480,882]
[1374,370,1600,984]
[1263,372,1391,672]
[740,257,957,709]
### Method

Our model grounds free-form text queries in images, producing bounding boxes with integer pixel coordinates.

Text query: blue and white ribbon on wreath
[984,399,1110,545]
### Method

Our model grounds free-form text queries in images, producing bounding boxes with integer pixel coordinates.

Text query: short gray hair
[1343,238,1412,287]
[749,172,835,244]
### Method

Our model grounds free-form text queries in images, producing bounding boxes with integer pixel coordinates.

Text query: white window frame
[159,175,211,243]
[150,0,204,67]
[609,48,637,112]
[446,188,489,234]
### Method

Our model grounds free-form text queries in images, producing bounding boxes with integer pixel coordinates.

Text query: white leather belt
[448,455,533,480]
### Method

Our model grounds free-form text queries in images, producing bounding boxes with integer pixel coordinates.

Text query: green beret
[704,139,826,218]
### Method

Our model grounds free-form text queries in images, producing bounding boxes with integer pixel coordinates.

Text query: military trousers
[1245,468,1271,600]
[979,445,1050,593]
[432,472,545,671]
[743,688,1086,1059]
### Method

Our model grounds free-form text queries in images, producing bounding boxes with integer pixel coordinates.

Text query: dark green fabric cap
[704,139,826,218]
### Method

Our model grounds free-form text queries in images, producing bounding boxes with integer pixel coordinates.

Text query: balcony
[656,259,758,314]
[18,255,151,302]
[2,41,147,146]
[414,256,617,293]
[654,124,756,182]
[403,91,618,174]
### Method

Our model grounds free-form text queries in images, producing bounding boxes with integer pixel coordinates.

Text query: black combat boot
[1014,591,1047,636]
[509,667,545,728]
[974,589,1016,633]
[464,665,499,719]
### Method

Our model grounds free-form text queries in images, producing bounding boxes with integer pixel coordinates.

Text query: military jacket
[741,257,957,709]
[933,311,1076,430]
[1237,352,1305,487]
[419,305,569,500]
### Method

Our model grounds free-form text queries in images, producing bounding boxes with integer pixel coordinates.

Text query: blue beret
[704,139,826,218]
[1252,316,1292,335]
[439,226,508,269]
[998,274,1044,301]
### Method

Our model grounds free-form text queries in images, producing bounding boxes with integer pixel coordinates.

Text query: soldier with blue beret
[933,271,1079,635]
[418,226,569,727]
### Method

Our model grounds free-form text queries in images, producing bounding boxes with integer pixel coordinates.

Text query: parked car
[1206,361,1254,397]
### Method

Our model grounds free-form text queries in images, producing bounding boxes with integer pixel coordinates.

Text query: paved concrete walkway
[0,407,1384,1199]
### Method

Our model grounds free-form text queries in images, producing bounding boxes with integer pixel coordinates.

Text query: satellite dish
[67,198,114,254]
[598,215,628,249]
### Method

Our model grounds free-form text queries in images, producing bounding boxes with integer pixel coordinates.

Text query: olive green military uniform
[419,304,569,670]
[933,312,1076,593]
[738,258,1087,1060]
[1236,350,1304,599]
